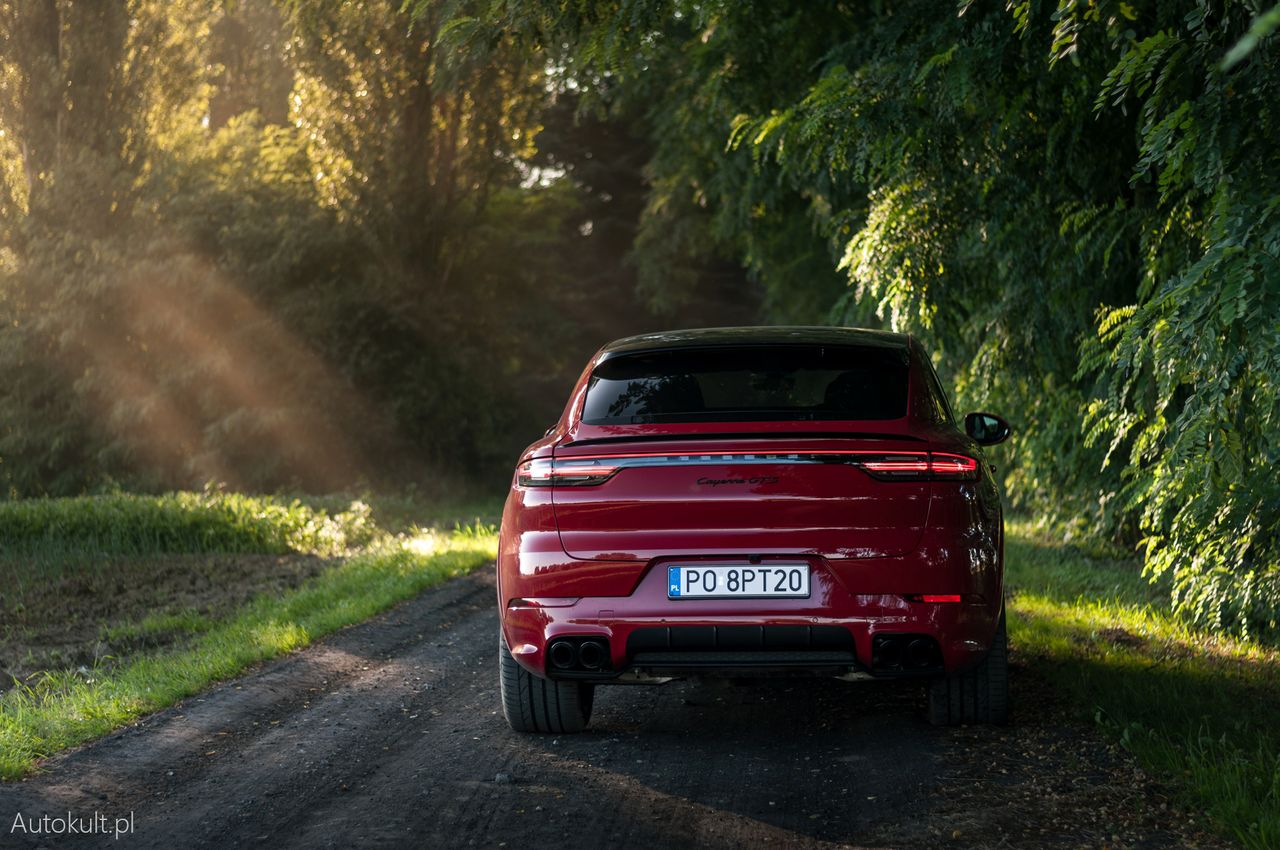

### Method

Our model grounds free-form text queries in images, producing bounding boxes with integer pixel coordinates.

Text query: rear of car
[497,327,1008,732]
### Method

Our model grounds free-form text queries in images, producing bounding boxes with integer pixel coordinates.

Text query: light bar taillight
[517,458,620,487]
[515,449,979,486]
[856,452,979,481]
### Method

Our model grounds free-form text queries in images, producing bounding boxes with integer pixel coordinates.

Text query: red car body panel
[497,328,1004,681]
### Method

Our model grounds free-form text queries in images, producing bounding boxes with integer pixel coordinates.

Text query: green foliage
[1006,519,1280,849]
[0,491,377,558]
[0,0,728,494]
[1223,2,1280,69]
[1075,3,1280,636]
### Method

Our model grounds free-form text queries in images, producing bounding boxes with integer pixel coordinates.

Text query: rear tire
[499,632,594,733]
[927,606,1009,726]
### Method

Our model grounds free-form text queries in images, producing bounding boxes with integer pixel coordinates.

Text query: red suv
[497,327,1011,732]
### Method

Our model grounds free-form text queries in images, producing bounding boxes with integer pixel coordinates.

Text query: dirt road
[0,570,1226,849]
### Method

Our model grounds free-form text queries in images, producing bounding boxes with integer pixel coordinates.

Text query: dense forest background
[1,0,1277,635]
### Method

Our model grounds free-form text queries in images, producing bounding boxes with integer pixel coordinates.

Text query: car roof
[598,326,911,361]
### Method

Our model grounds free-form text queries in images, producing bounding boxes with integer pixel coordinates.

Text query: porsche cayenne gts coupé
[497,327,1011,732]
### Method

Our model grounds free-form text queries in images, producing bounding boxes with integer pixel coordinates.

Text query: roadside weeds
[1005,520,1280,850]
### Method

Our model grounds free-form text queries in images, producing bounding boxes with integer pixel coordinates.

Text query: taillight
[856,452,979,481]
[857,455,932,478]
[516,458,620,486]
[516,458,553,486]
[515,450,978,485]
[928,453,979,478]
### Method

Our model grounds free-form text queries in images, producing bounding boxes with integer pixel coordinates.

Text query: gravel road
[0,570,1227,849]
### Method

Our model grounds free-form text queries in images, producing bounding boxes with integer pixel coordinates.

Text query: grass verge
[1006,519,1280,850]
[0,491,378,560]
[0,492,496,781]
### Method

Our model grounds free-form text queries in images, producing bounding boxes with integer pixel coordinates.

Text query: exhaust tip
[872,634,940,672]
[906,638,934,669]
[874,639,902,668]
[548,640,577,670]
[578,640,607,670]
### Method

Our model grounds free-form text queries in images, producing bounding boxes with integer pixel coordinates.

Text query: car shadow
[504,675,952,846]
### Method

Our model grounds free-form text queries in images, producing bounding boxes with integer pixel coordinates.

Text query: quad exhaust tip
[871,634,942,673]
[548,637,611,673]
[578,640,608,670]
[906,638,934,669]
[548,640,578,670]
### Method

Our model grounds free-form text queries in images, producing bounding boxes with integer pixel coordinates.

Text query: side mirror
[964,412,1011,446]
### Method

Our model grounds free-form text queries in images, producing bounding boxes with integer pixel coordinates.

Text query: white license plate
[667,564,810,599]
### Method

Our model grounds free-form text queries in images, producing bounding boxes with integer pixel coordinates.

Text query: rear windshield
[582,344,909,424]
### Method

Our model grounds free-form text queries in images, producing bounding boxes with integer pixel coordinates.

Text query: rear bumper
[500,550,1002,680]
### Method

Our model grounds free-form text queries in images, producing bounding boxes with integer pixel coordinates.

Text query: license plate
[667,564,810,599]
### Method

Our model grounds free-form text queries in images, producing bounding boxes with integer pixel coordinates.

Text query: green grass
[0,526,496,780]
[301,491,504,536]
[0,491,379,559]
[1006,518,1280,850]
[101,610,215,645]
[0,491,498,779]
